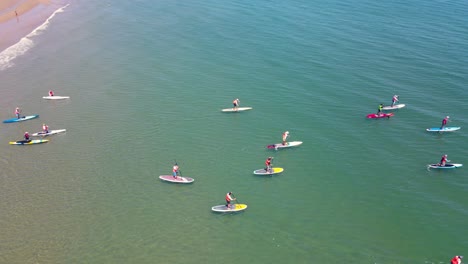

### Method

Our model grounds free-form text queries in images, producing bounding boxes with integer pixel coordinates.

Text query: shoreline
[0,0,67,53]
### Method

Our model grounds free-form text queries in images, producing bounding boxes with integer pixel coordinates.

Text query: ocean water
[1,0,468,263]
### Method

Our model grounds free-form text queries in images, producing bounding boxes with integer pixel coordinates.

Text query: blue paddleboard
[426,127,460,132]
[3,115,39,123]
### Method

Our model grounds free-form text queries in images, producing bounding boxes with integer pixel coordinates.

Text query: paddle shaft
[232,194,239,204]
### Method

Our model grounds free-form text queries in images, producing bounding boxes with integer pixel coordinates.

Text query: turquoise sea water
[1,0,468,263]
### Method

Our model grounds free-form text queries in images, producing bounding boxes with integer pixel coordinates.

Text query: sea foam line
[0,4,70,71]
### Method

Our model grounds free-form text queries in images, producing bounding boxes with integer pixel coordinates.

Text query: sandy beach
[0,0,64,52]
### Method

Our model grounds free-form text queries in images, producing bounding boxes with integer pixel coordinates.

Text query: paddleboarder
[172,163,179,178]
[377,104,384,115]
[391,95,399,107]
[282,131,289,145]
[451,255,463,264]
[439,154,449,166]
[232,98,240,111]
[48,90,54,96]
[15,107,21,119]
[24,132,30,142]
[440,116,450,130]
[42,124,49,134]
[225,192,236,209]
[265,157,273,173]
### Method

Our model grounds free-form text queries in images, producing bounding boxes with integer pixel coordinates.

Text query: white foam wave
[0,4,70,71]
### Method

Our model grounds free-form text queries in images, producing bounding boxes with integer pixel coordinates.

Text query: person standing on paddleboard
[440,116,450,130]
[377,104,384,115]
[42,124,49,134]
[282,131,289,145]
[391,95,399,107]
[233,98,240,111]
[172,163,179,178]
[15,107,21,119]
[265,157,273,173]
[225,192,236,209]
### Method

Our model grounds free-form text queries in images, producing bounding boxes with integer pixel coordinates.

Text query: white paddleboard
[426,127,460,132]
[221,107,252,112]
[211,204,247,212]
[427,163,463,169]
[31,129,66,137]
[267,141,303,149]
[43,96,70,100]
[159,175,194,183]
[382,104,406,110]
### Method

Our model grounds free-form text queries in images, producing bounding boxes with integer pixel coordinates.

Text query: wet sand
[0,0,56,52]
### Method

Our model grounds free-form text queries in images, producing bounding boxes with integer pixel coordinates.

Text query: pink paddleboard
[159,175,194,183]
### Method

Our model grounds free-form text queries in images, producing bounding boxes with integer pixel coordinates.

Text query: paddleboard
[366,113,394,119]
[9,139,49,145]
[3,115,39,123]
[31,129,66,137]
[427,163,463,169]
[42,96,70,100]
[382,104,406,110]
[253,167,284,175]
[426,127,461,132]
[267,141,303,149]
[159,175,194,183]
[221,107,252,112]
[211,204,248,213]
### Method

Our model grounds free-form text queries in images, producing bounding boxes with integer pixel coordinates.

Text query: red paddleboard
[366,113,394,119]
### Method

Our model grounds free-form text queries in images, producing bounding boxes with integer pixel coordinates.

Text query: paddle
[232,194,239,204]
[231,194,239,209]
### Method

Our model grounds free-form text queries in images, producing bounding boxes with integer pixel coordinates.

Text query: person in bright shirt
[24,132,30,142]
[172,163,179,178]
[440,116,450,130]
[42,124,49,134]
[15,107,21,119]
[391,95,399,107]
[439,154,449,166]
[265,157,273,173]
[377,104,384,115]
[282,131,289,145]
[451,255,463,264]
[225,192,236,209]
[49,90,54,96]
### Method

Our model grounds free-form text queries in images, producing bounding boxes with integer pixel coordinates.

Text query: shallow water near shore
[0,0,468,263]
